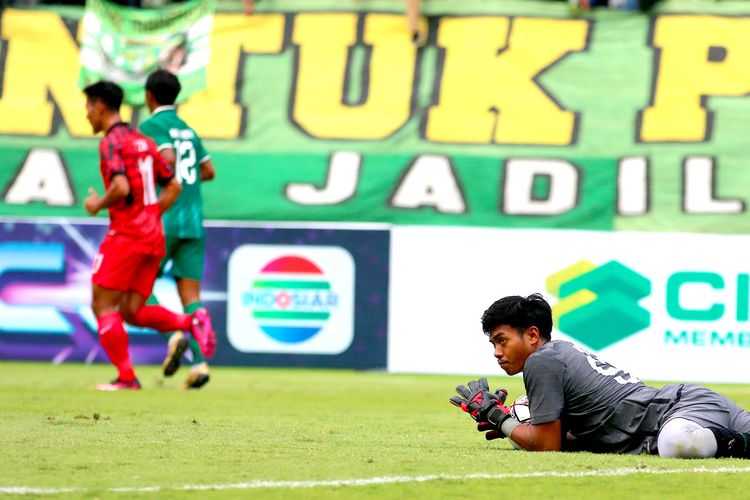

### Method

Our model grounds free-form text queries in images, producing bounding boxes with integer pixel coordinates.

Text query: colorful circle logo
[244,255,338,343]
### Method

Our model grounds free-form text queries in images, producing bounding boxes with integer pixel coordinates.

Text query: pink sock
[97,312,136,382]
[133,305,192,333]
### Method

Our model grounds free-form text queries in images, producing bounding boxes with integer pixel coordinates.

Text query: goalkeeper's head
[480,293,552,375]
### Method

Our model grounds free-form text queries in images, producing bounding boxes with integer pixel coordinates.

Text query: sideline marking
[4,466,750,495]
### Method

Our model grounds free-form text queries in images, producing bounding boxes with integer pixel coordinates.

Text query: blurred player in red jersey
[83,81,216,391]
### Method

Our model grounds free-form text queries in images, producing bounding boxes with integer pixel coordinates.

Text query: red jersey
[98,122,174,252]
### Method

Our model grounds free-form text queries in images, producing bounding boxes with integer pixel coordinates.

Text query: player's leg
[658,385,750,458]
[657,418,717,458]
[90,241,141,390]
[705,394,750,458]
[92,285,140,389]
[148,237,190,377]
[118,254,193,333]
[123,252,215,357]
[172,236,216,367]
[728,397,750,433]
[177,278,210,389]
[147,294,189,377]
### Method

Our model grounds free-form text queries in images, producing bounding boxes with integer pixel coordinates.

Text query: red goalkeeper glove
[449,378,512,429]
[477,420,507,441]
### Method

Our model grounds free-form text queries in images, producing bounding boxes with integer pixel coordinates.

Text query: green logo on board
[546,260,651,350]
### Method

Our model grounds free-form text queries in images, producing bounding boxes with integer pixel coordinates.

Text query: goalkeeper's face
[488,325,539,376]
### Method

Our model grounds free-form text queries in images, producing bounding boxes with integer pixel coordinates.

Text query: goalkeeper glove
[477,404,521,441]
[477,421,506,441]
[449,378,512,423]
[449,378,521,439]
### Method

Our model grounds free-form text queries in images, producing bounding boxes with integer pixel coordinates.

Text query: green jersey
[139,106,209,239]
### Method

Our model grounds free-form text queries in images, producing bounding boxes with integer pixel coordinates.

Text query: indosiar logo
[227,245,355,355]
[245,255,337,343]
[546,260,651,350]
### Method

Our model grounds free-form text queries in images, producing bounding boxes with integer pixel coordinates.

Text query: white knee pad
[657,417,717,458]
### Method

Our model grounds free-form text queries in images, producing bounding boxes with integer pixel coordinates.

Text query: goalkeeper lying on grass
[450,293,750,458]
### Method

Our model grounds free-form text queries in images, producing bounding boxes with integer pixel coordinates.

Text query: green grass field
[3,361,750,498]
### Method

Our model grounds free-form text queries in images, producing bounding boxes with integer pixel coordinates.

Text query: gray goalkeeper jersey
[524,340,682,454]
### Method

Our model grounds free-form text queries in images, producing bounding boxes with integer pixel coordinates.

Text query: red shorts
[92,234,165,299]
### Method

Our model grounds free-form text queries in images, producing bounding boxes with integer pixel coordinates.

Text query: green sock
[146,294,178,341]
[185,301,207,364]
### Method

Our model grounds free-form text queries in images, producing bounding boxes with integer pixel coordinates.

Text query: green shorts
[159,236,205,281]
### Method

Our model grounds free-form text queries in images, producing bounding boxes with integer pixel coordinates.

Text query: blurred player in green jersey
[140,69,216,389]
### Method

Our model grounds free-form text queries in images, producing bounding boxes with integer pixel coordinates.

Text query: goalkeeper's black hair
[83,81,123,111]
[481,293,553,341]
[145,69,182,105]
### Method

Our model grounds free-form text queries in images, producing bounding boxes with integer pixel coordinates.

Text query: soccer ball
[508,394,531,450]
[510,394,531,423]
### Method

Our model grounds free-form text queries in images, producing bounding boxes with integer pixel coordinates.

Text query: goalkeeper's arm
[506,419,563,451]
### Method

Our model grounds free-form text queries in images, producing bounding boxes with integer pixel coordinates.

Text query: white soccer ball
[508,394,531,450]
[510,394,531,423]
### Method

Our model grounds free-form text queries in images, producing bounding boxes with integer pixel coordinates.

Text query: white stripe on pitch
[4,466,750,495]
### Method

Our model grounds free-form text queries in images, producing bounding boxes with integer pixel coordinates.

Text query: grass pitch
[3,361,750,498]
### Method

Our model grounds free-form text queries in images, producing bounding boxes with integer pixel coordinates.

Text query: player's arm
[149,142,182,213]
[508,420,563,451]
[159,147,177,167]
[195,135,214,181]
[139,121,176,167]
[200,158,215,181]
[450,381,563,451]
[84,174,130,215]
[158,176,182,214]
[155,147,214,181]
[512,354,566,451]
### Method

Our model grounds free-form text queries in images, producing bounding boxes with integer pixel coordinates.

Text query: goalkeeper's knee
[657,418,717,458]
